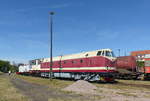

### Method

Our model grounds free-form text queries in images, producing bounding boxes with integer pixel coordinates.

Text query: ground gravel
[63,80,97,94]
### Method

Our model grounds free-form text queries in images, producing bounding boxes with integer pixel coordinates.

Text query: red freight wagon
[116,55,150,80]
[115,56,138,79]
[116,56,136,70]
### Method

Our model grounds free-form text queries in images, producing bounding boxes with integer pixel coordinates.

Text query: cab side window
[97,51,102,56]
[102,51,105,56]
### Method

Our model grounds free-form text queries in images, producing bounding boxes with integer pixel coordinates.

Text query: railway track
[117,81,150,89]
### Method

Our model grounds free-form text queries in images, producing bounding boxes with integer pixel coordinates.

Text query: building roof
[131,50,150,56]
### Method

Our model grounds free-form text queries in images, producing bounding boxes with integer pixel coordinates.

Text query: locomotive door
[59,55,63,73]
[85,53,91,72]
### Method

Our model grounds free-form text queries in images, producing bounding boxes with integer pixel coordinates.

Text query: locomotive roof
[42,48,112,62]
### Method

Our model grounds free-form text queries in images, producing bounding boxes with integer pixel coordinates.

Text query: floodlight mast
[49,12,54,80]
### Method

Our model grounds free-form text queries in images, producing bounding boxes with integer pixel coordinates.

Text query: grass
[144,94,150,98]
[16,74,150,92]
[16,75,74,89]
[94,79,150,91]
[48,97,87,101]
[0,71,3,75]
[117,79,150,86]
[48,94,103,101]
[16,74,150,91]
[116,92,137,97]
[0,75,30,101]
[16,75,103,101]
[15,74,150,101]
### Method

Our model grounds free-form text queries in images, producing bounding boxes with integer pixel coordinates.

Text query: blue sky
[0,0,150,63]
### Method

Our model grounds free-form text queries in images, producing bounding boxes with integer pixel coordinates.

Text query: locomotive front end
[96,49,117,82]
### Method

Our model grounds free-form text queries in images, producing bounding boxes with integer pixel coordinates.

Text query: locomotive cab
[97,49,116,61]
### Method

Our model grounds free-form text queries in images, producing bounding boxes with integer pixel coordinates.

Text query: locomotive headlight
[107,57,116,61]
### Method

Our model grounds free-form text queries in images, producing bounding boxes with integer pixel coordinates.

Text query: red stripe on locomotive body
[40,56,116,73]
[40,70,116,73]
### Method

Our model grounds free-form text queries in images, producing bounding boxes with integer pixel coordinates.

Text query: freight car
[115,56,141,79]
[115,56,150,80]
[18,49,117,82]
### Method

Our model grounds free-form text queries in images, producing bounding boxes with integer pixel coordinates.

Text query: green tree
[0,60,18,73]
[136,61,145,68]
[0,60,10,72]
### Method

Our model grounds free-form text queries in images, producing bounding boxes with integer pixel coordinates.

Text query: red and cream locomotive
[19,49,117,82]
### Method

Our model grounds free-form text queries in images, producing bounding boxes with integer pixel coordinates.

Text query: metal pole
[118,49,120,57]
[49,12,54,80]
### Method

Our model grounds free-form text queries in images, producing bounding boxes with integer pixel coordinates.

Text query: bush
[0,60,18,73]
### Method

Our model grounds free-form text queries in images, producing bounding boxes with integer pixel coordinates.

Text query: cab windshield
[97,50,115,57]
[106,51,115,57]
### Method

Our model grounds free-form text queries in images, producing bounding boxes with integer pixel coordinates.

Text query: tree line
[0,60,18,73]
